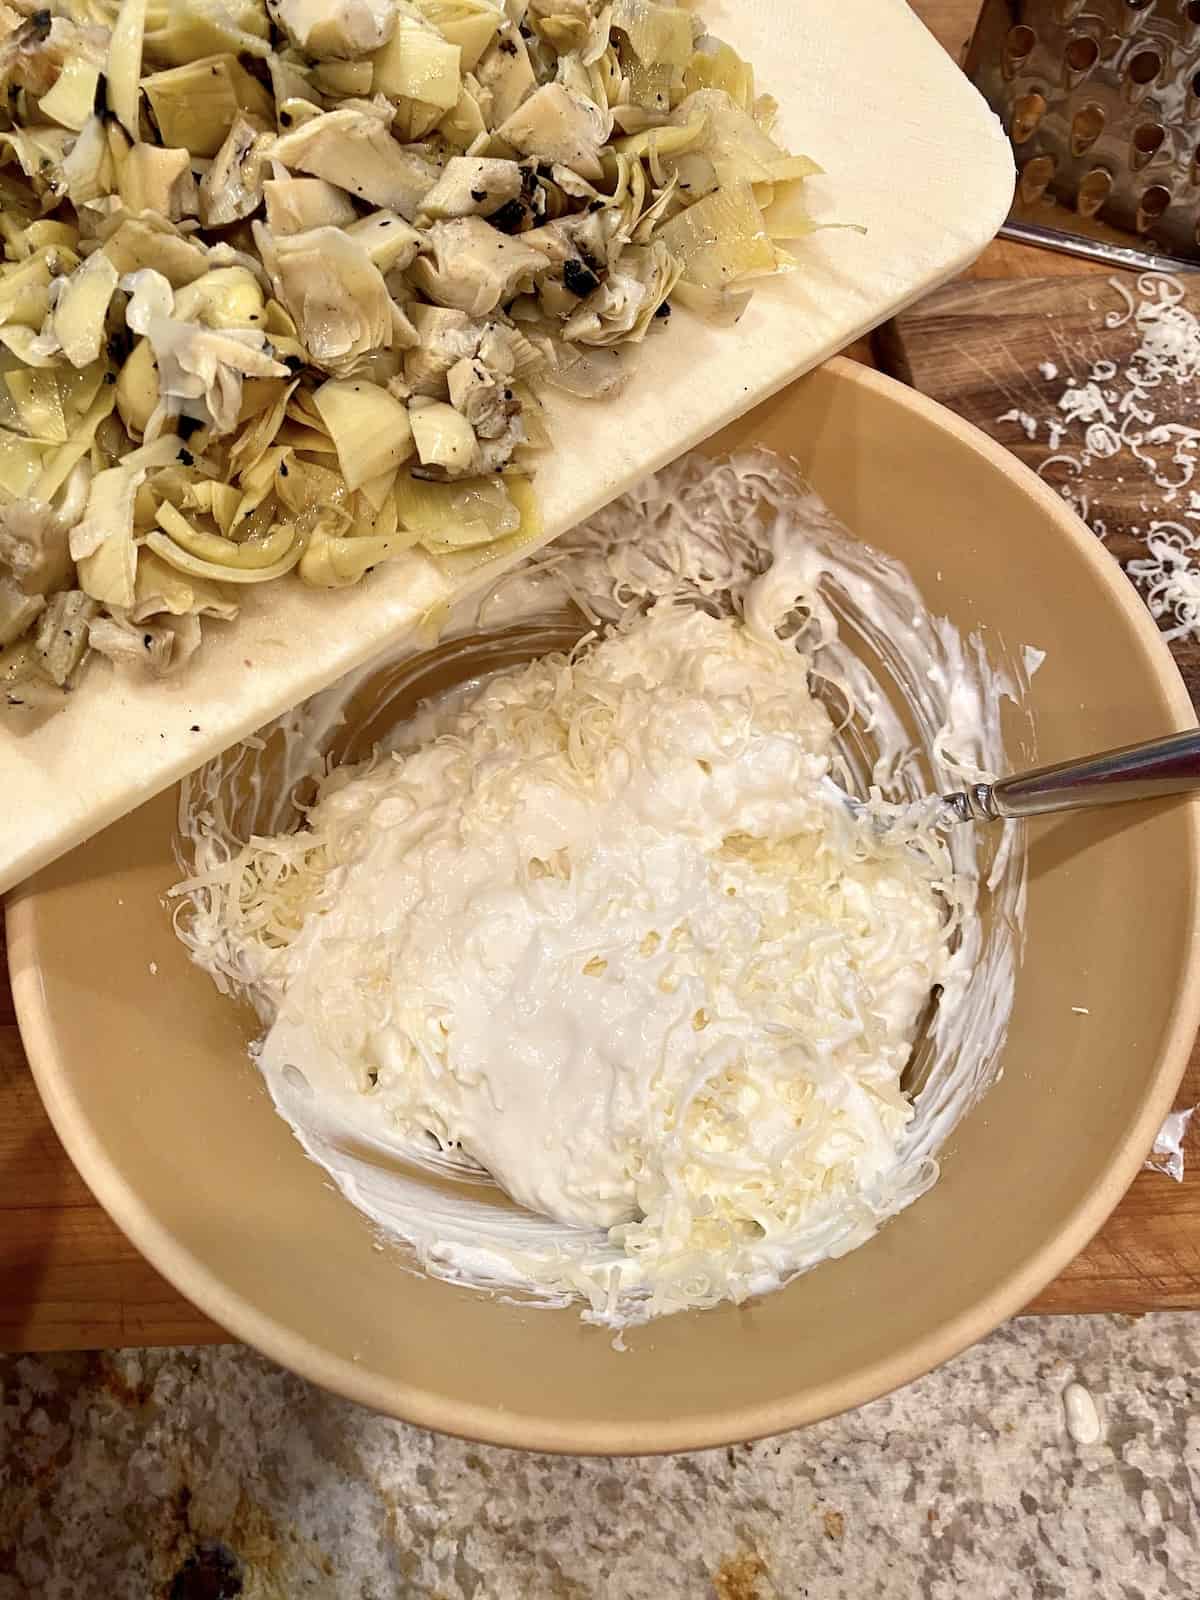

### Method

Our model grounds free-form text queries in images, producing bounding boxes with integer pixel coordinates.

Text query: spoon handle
[946,730,1200,822]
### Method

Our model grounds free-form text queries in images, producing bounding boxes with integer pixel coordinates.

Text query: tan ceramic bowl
[10,358,1200,1454]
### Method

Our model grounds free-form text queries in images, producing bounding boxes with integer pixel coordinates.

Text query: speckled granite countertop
[1,1312,1196,1599]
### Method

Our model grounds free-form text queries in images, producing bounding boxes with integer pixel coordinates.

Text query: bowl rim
[10,354,1200,1455]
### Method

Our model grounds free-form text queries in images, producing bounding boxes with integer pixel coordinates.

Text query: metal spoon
[943,730,1200,823]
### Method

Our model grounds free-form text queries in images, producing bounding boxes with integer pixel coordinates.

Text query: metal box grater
[964,0,1200,269]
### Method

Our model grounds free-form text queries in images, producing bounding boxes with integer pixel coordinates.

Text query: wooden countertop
[1,0,1197,1352]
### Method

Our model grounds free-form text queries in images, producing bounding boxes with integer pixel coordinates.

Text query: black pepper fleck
[654,300,672,320]
[563,259,600,298]
[470,188,488,202]
[499,36,517,54]
[177,448,194,466]
[190,724,200,732]
[279,462,289,476]
[489,199,526,233]
[143,634,153,648]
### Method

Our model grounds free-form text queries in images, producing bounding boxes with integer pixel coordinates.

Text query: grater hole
[1011,92,1047,143]
[1005,24,1036,66]
[1077,166,1113,217]
[1127,48,1162,86]
[1136,184,1172,232]
[1064,35,1101,74]
[1131,121,1166,169]
[1019,154,1056,205]
[1071,103,1105,155]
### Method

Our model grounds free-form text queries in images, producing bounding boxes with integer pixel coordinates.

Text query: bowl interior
[10,359,1199,1453]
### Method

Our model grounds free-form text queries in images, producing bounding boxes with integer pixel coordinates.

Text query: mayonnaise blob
[174,452,1031,1326]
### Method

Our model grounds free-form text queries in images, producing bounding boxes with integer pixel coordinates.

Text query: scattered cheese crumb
[1144,1105,1196,1183]
[1071,1005,1089,1015]
[1063,1381,1102,1445]
[993,274,1200,639]
[148,961,158,976]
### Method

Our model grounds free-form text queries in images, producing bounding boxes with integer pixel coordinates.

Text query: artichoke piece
[53,250,120,368]
[0,251,56,330]
[4,369,68,443]
[145,0,273,67]
[273,0,397,60]
[411,217,546,317]
[116,338,159,436]
[411,0,500,72]
[474,20,534,126]
[657,179,780,290]
[610,0,692,69]
[417,155,522,222]
[497,83,610,182]
[199,111,272,226]
[144,524,303,583]
[107,0,150,138]
[343,209,422,273]
[264,174,359,235]
[408,399,477,475]
[0,431,44,499]
[0,574,44,646]
[101,217,210,287]
[33,588,98,686]
[271,105,440,217]
[132,547,240,621]
[255,223,394,378]
[421,473,541,577]
[298,513,412,588]
[312,58,374,97]
[38,55,103,131]
[141,53,274,156]
[118,142,199,218]
[312,378,414,491]
[371,14,460,109]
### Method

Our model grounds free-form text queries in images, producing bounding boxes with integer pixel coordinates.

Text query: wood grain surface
[875,274,1200,701]
[0,0,1197,1352]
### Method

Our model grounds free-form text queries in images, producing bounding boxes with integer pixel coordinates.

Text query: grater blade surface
[965,0,1200,269]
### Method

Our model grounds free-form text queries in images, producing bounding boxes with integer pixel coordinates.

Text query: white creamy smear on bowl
[174,453,1030,1326]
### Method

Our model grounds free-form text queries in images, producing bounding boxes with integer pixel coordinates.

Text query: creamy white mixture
[175,453,1029,1325]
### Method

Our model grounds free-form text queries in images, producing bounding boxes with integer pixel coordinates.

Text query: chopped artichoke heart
[141,54,274,155]
[264,176,359,236]
[38,56,104,132]
[275,0,397,60]
[372,18,462,110]
[409,399,477,473]
[271,107,440,216]
[498,83,610,181]
[298,516,411,587]
[612,0,693,68]
[411,0,500,72]
[0,0,824,682]
[52,251,119,369]
[108,0,151,139]
[658,179,779,289]
[144,525,303,583]
[313,378,415,491]
[101,217,210,288]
